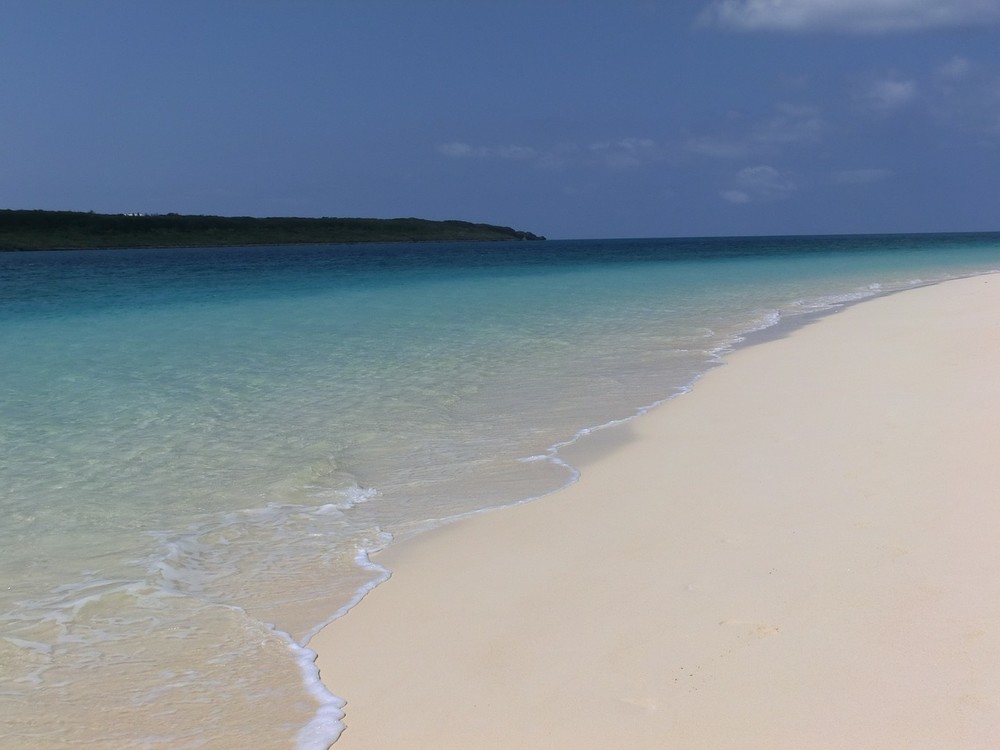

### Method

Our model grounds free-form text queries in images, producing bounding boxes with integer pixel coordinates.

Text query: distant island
[0,209,545,251]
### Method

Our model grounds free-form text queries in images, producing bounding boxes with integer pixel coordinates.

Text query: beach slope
[314,275,1000,749]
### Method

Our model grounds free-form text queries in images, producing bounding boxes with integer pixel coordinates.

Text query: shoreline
[317,274,1000,747]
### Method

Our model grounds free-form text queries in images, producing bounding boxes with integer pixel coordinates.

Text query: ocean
[2,233,999,748]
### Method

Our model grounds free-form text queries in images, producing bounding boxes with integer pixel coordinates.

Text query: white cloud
[862,76,918,111]
[722,164,797,202]
[587,138,660,168]
[924,57,1000,140]
[438,142,474,158]
[494,145,539,161]
[438,138,663,170]
[535,144,578,170]
[832,167,892,184]
[755,103,826,145]
[687,103,825,160]
[935,55,973,81]
[699,0,1000,33]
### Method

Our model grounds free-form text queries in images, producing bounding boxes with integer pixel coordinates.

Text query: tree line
[0,209,544,250]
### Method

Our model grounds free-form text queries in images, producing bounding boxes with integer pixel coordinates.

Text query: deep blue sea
[2,233,1000,748]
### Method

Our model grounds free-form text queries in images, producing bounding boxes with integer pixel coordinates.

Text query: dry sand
[313,275,1000,749]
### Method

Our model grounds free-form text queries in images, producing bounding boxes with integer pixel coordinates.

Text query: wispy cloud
[721,164,797,203]
[755,103,826,145]
[699,0,1000,33]
[860,76,918,112]
[925,56,1000,140]
[935,55,973,81]
[437,138,665,170]
[686,103,826,159]
[587,138,660,169]
[437,142,539,160]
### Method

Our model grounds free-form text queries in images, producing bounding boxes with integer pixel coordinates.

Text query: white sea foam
[297,536,393,749]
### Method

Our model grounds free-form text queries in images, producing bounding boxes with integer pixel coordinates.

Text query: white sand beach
[313,275,1000,749]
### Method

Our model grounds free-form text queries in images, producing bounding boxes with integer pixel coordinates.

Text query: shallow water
[2,234,999,748]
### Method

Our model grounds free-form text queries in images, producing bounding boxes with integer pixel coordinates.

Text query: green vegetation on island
[0,209,545,251]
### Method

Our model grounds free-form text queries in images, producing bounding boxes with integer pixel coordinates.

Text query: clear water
[2,234,999,748]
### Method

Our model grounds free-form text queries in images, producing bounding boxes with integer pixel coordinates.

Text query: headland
[0,209,544,250]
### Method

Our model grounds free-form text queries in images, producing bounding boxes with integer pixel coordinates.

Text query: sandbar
[313,275,1000,748]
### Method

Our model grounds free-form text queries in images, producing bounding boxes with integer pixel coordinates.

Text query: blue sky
[2,1,999,239]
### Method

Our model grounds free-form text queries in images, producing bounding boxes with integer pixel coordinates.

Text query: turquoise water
[2,234,1000,748]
